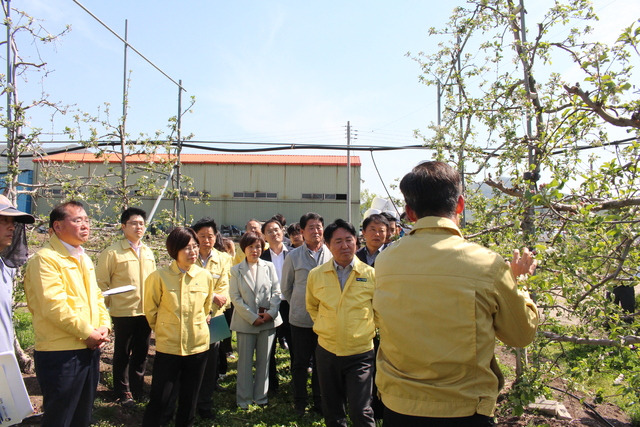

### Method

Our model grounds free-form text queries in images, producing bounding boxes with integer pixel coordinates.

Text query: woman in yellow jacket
[142,227,214,427]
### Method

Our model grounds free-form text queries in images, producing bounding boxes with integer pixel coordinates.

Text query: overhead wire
[369,151,402,217]
[2,135,636,158]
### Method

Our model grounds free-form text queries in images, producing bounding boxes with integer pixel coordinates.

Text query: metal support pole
[147,167,175,224]
[173,79,183,223]
[4,0,18,205]
[347,121,352,224]
[122,19,128,118]
[457,35,466,228]
[437,81,441,127]
[5,0,10,127]
[516,0,533,378]
[119,19,128,210]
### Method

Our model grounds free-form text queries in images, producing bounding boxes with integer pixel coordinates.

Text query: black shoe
[117,392,135,409]
[279,337,289,350]
[268,382,279,395]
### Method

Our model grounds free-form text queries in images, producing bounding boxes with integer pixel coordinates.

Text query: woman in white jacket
[229,231,282,409]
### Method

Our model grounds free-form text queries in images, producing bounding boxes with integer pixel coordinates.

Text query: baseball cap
[0,194,35,223]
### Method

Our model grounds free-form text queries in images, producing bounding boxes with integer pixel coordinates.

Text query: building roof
[34,152,362,166]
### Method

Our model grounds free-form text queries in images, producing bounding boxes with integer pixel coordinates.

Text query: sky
[12,0,640,201]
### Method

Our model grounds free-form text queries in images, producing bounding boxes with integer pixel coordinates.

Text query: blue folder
[208,315,231,343]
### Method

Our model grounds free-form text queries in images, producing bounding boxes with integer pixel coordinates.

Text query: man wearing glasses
[97,207,157,406]
[25,201,111,426]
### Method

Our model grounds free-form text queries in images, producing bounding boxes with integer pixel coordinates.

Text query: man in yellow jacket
[192,217,230,420]
[306,219,376,427]
[96,207,156,405]
[373,161,538,426]
[25,201,111,427]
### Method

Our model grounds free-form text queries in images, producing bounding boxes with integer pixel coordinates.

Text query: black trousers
[219,305,234,376]
[34,348,100,427]
[612,285,636,313]
[315,345,375,427]
[143,350,208,427]
[196,341,220,415]
[290,325,321,410]
[276,300,292,345]
[383,406,494,427]
[269,300,292,391]
[112,315,151,400]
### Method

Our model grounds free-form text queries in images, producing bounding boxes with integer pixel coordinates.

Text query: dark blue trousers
[34,348,100,427]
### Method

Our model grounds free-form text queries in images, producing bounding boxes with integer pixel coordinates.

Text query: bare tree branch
[540,330,640,346]
[564,84,640,129]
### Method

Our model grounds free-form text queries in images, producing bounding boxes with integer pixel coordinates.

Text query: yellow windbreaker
[144,261,214,356]
[306,257,376,356]
[373,216,539,418]
[201,249,231,316]
[24,235,111,351]
[96,238,157,317]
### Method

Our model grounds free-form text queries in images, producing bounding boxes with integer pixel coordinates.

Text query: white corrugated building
[32,152,361,227]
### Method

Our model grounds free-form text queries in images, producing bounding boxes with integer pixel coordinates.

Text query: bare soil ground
[494,346,632,426]
[16,338,633,426]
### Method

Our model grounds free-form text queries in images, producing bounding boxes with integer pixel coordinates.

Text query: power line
[2,135,635,158]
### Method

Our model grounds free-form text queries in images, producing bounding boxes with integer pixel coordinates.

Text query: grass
[14,312,640,425]
[13,307,35,349]
[91,343,329,427]
[532,340,640,425]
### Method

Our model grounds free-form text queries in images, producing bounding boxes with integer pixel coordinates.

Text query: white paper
[102,285,136,296]
[0,351,33,426]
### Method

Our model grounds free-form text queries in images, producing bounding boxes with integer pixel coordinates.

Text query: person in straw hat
[0,193,34,354]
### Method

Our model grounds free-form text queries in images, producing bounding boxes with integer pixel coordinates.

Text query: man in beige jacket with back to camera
[373,161,539,427]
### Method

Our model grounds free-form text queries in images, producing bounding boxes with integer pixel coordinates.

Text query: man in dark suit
[260,218,293,393]
[356,213,390,267]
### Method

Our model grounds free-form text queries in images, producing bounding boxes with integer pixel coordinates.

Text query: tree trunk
[13,334,34,374]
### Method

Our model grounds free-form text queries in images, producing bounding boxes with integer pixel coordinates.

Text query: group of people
[2,160,540,427]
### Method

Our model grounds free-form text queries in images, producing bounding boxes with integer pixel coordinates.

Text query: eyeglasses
[68,217,90,225]
[126,221,146,227]
[182,244,199,253]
